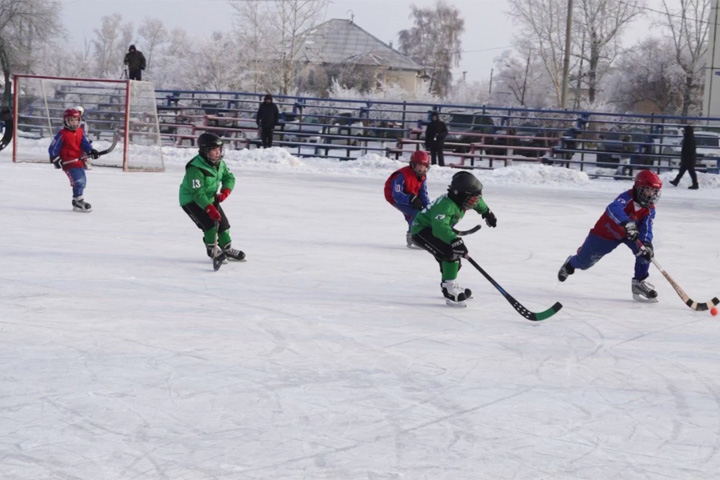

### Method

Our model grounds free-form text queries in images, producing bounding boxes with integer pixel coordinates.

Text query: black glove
[450,237,468,260]
[51,157,62,169]
[89,149,100,160]
[624,221,639,241]
[636,242,654,261]
[410,195,423,210]
[482,210,497,228]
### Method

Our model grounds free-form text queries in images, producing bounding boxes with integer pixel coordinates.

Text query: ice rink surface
[1,147,720,479]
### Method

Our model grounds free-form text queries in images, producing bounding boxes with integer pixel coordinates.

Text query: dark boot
[688,183,699,190]
[669,179,679,187]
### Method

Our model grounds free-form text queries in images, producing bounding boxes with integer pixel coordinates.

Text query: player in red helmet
[384,150,432,247]
[48,108,99,212]
[558,169,662,302]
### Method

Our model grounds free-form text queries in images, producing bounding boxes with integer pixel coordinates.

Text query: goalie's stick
[465,255,563,321]
[636,240,719,311]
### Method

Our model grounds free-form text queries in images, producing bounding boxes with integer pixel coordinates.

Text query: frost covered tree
[658,0,709,116]
[91,14,134,79]
[138,18,167,72]
[398,0,464,97]
[0,0,62,105]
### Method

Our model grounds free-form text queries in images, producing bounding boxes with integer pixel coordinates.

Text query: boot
[558,256,575,282]
[72,197,92,213]
[406,232,416,248]
[632,278,658,302]
[222,243,246,261]
[669,179,679,187]
[688,183,699,190]
[441,280,469,307]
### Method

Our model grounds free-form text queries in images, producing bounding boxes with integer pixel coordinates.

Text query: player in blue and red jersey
[384,150,431,248]
[558,169,663,302]
[48,108,99,212]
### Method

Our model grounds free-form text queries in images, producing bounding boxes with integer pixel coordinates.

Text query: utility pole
[521,50,531,107]
[560,0,573,108]
[489,68,494,94]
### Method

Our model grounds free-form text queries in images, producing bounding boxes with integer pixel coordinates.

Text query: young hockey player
[179,132,245,263]
[48,108,99,212]
[411,171,498,307]
[384,150,431,247]
[558,169,662,302]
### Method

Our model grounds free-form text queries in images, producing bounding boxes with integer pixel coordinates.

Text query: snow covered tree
[658,0,709,116]
[137,18,168,72]
[398,0,464,97]
[0,0,62,106]
[91,14,134,79]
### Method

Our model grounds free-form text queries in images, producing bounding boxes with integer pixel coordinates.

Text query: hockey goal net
[12,74,164,171]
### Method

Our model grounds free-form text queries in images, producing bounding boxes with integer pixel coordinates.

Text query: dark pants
[430,148,445,166]
[181,202,230,233]
[674,163,698,185]
[261,127,274,148]
[129,69,142,81]
[412,227,455,263]
[568,232,650,281]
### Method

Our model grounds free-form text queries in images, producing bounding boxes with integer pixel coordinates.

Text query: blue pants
[66,167,87,198]
[569,232,650,281]
[394,203,420,232]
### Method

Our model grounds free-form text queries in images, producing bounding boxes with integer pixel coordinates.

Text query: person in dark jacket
[670,125,699,189]
[424,112,448,166]
[124,45,146,81]
[255,94,280,148]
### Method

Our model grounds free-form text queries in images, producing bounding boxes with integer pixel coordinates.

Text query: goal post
[12,74,164,172]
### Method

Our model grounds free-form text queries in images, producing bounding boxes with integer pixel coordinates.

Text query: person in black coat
[124,45,146,81]
[670,125,699,189]
[424,112,448,166]
[256,94,280,148]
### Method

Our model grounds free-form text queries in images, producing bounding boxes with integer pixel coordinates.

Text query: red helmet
[634,170,662,207]
[63,108,81,131]
[410,150,430,177]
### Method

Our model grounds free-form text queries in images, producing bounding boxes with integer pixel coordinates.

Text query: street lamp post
[560,0,573,108]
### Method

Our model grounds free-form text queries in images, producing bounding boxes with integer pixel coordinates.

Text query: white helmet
[75,106,85,117]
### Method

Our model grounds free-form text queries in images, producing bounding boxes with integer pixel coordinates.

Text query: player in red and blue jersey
[384,150,431,247]
[48,108,99,212]
[558,169,663,302]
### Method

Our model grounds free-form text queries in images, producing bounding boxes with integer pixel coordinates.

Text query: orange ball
[711,307,719,316]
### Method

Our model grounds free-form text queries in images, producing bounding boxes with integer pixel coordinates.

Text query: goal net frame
[12,74,164,172]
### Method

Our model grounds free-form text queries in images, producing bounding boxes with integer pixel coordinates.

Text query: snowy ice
[1,144,720,479]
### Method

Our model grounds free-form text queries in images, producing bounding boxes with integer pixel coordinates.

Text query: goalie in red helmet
[48,108,99,212]
[558,169,663,302]
[384,150,432,247]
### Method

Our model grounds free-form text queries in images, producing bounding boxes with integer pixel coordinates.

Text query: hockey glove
[89,149,100,160]
[450,237,468,260]
[216,188,231,203]
[623,221,639,241]
[205,204,222,223]
[409,194,423,210]
[636,242,654,261]
[482,210,497,228]
[51,157,62,169]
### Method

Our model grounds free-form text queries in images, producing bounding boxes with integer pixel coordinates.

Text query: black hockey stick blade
[466,255,563,321]
[0,107,13,153]
[211,220,225,271]
[452,225,481,236]
[213,252,226,271]
[636,240,719,311]
[98,131,119,156]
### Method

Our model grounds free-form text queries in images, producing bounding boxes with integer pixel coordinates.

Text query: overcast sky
[60,0,655,84]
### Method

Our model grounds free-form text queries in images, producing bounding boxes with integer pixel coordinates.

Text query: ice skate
[222,243,246,262]
[441,280,468,308]
[558,256,574,282]
[632,278,658,303]
[406,232,418,248]
[72,197,92,213]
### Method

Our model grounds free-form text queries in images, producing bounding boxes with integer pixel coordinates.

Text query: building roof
[297,19,421,71]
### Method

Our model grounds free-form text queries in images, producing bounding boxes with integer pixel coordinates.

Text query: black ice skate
[72,197,92,213]
[441,280,469,308]
[558,256,574,282]
[222,243,246,262]
[632,278,658,303]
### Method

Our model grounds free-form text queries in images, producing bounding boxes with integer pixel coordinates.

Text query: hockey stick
[97,131,119,156]
[212,221,226,271]
[465,255,563,321]
[452,225,482,236]
[0,108,13,153]
[636,240,719,311]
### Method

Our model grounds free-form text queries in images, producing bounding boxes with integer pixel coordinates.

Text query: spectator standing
[124,45,146,81]
[670,125,699,189]
[424,112,448,166]
[256,94,280,148]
